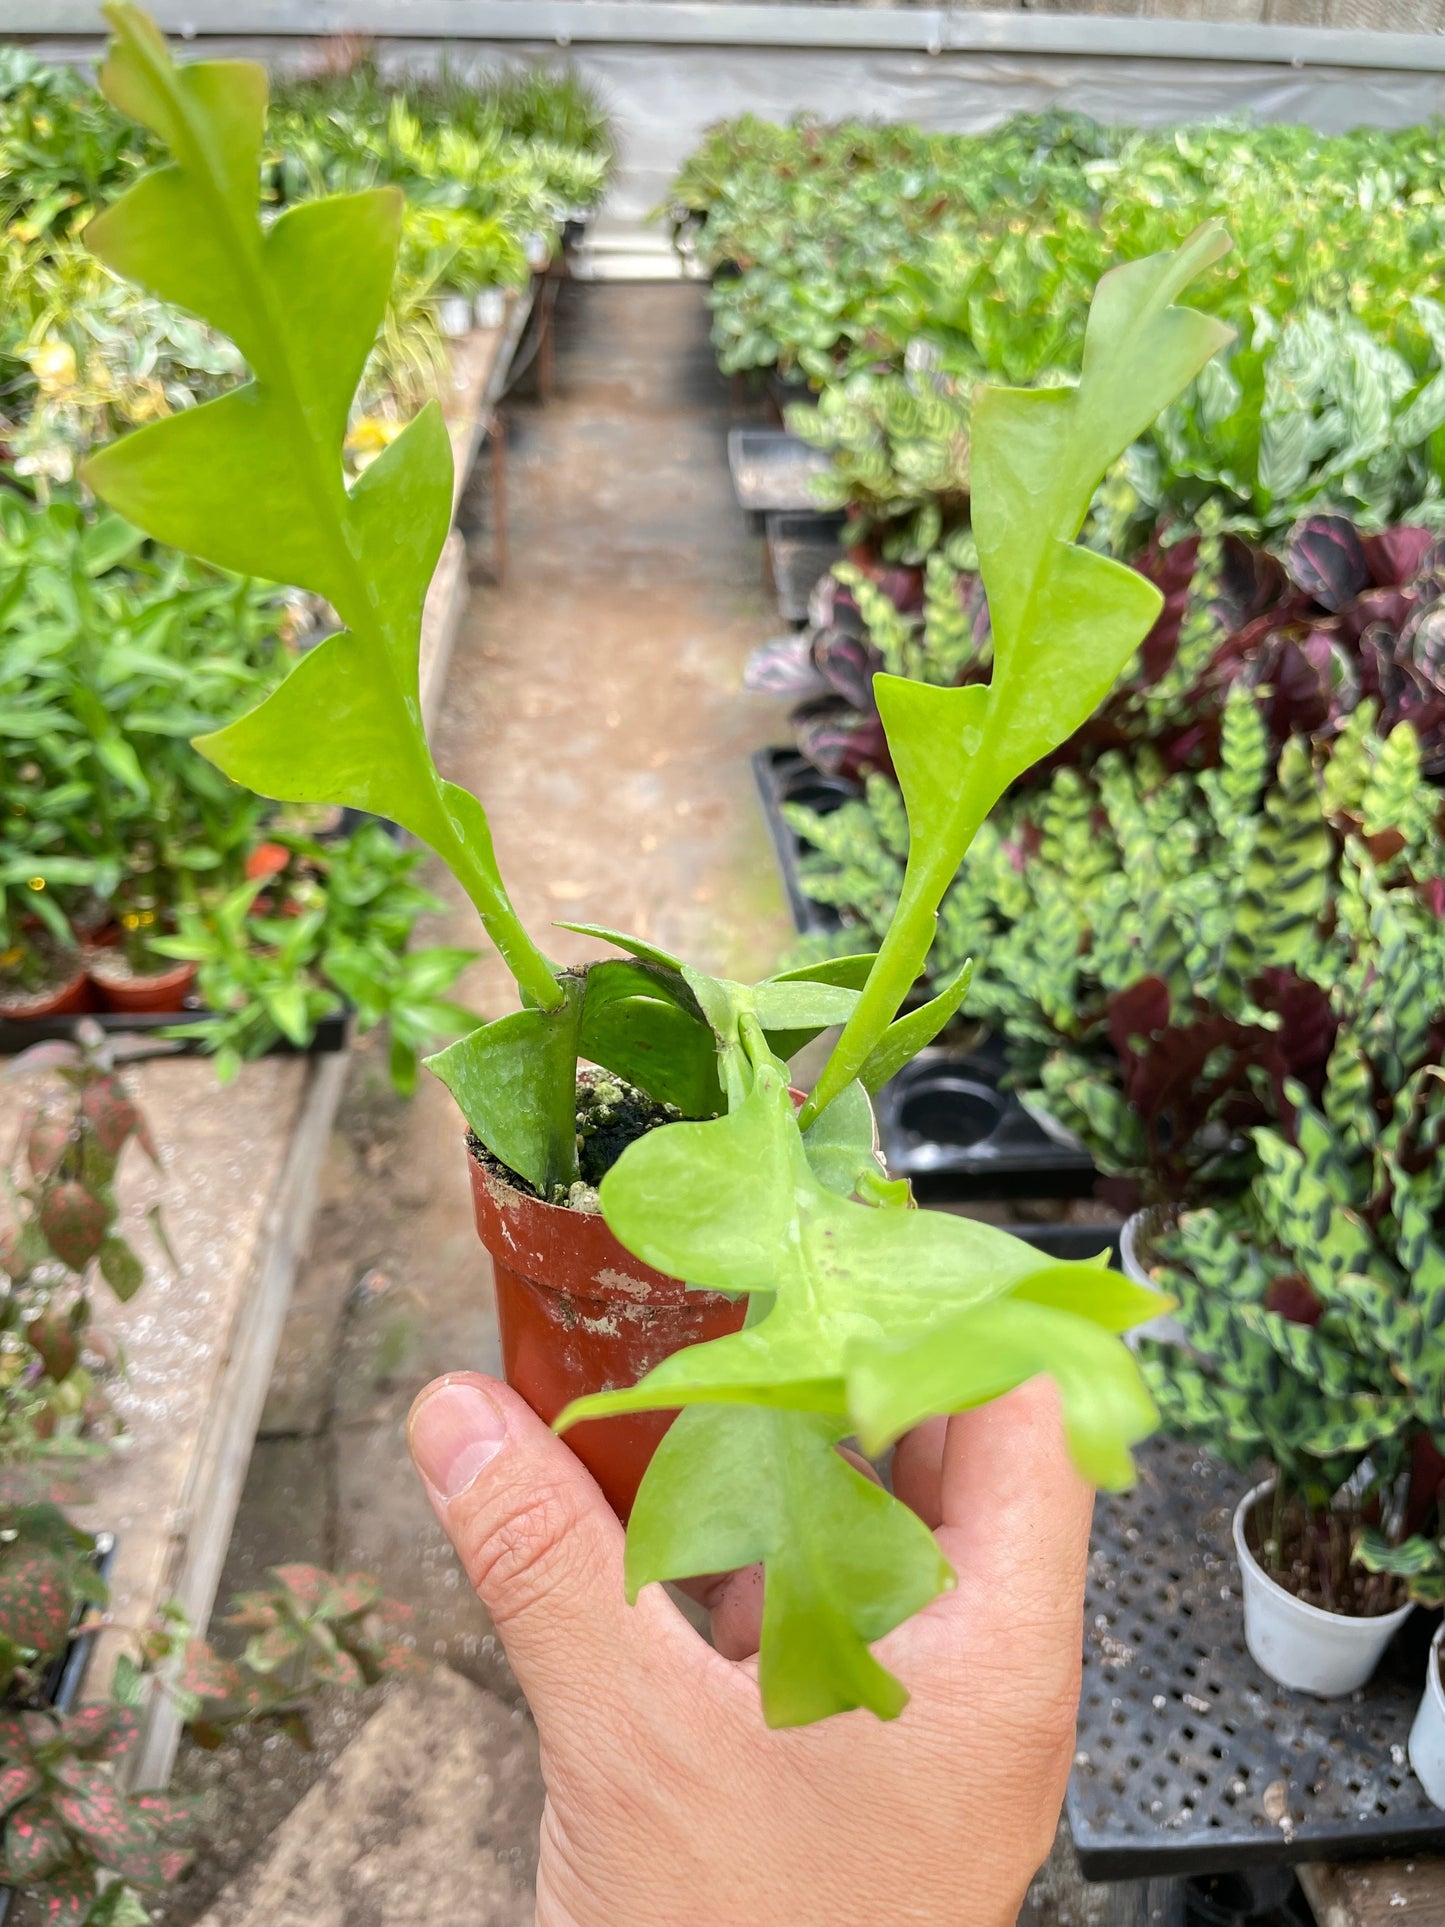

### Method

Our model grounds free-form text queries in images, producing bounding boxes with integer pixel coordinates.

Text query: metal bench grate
[1069,1438,1445,1880]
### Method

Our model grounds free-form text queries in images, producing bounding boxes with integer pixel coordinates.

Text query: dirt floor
[150,281,1114,1926]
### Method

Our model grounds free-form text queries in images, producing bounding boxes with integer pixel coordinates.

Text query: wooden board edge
[124,1051,351,1791]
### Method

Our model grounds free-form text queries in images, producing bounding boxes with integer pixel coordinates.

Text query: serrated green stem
[109,3,563,1015]
[801,776,989,1128]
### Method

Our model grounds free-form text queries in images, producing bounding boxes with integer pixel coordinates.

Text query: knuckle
[455,1477,590,1624]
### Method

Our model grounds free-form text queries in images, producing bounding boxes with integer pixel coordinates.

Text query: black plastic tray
[1069,1438,1445,1880]
[765,511,844,623]
[878,1043,1099,1204]
[752,745,857,938]
[0,1006,348,1058]
[727,428,832,515]
[0,1532,118,1922]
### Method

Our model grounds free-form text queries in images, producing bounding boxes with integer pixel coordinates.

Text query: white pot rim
[1233,1480,1415,1634]
[1429,1621,1445,1715]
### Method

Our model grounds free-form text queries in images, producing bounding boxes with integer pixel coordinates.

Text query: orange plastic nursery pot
[467,1147,746,1520]
[88,957,198,1014]
[0,967,93,1020]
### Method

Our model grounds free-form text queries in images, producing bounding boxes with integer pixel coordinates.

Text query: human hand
[409,1371,1092,1927]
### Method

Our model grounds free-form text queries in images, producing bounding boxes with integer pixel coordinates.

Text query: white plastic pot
[435,293,474,339]
[1410,1622,1445,1807]
[1118,1208,1189,1349]
[523,230,551,271]
[473,287,507,331]
[1233,1482,1413,1697]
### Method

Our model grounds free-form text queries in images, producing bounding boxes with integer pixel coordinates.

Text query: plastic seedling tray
[876,1042,1098,1204]
[0,1532,118,1924]
[1069,1438,1445,1881]
[752,745,859,939]
[727,429,832,515]
[766,511,845,623]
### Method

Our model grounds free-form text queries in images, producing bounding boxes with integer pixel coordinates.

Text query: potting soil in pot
[470,1066,689,1211]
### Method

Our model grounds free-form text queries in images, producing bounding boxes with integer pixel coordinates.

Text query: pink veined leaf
[37,1183,109,1272]
[26,1112,73,1184]
[375,1643,427,1679]
[4,1042,81,1081]
[0,1763,42,1814]
[62,1704,138,1762]
[50,1768,174,1889]
[158,1845,193,1883]
[222,1591,281,1631]
[31,1858,98,1927]
[245,1623,303,1673]
[307,1642,362,1689]
[79,1078,141,1159]
[0,1555,77,1663]
[326,1574,382,1620]
[269,1564,333,1609]
[19,1711,59,1754]
[177,1640,245,1702]
[132,1790,195,1835]
[4,1803,71,1881]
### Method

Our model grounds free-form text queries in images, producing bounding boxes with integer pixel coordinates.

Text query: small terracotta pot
[0,967,94,1020]
[467,1148,746,1519]
[88,957,198,1015]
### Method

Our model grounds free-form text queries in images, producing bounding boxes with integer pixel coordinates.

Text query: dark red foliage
[1103,970,1336,1201]
[25,1313,79,1386]
[1264,1274,1325,1327]
[78,1078,140,1159]
[37,1183,107,1273]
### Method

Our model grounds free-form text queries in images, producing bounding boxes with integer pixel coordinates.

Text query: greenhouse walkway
[152,283,1112,1927]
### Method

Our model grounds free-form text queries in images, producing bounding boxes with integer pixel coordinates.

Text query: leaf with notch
[561,1041,1164,1478]
[426,974,584,1194]
[627,1405,951,1727]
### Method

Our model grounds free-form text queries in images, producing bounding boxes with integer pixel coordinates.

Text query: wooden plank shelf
[1300,1858,1445,1925]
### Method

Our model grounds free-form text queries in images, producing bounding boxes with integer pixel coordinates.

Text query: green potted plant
[82,4,1238,1729]
[1140,953,1445,1691]
[151,824,478,1086]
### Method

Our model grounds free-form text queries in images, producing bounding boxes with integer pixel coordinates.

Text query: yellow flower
[345,415,404,471]
[27,338,78,395]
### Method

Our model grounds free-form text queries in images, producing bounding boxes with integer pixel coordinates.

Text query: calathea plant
[84,5,1232,1728]
[788,364,976,565]
[746,552,989,780]
[1139,934,1445,1609]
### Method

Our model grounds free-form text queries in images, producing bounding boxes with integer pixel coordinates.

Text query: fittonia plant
[85,5,1233,1728]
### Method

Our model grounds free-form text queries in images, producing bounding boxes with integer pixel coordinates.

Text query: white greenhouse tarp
[21,26,1445,274]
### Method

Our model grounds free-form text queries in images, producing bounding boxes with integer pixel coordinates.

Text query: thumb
[408,1372,675,1723]
[938,1374,1094,1607]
